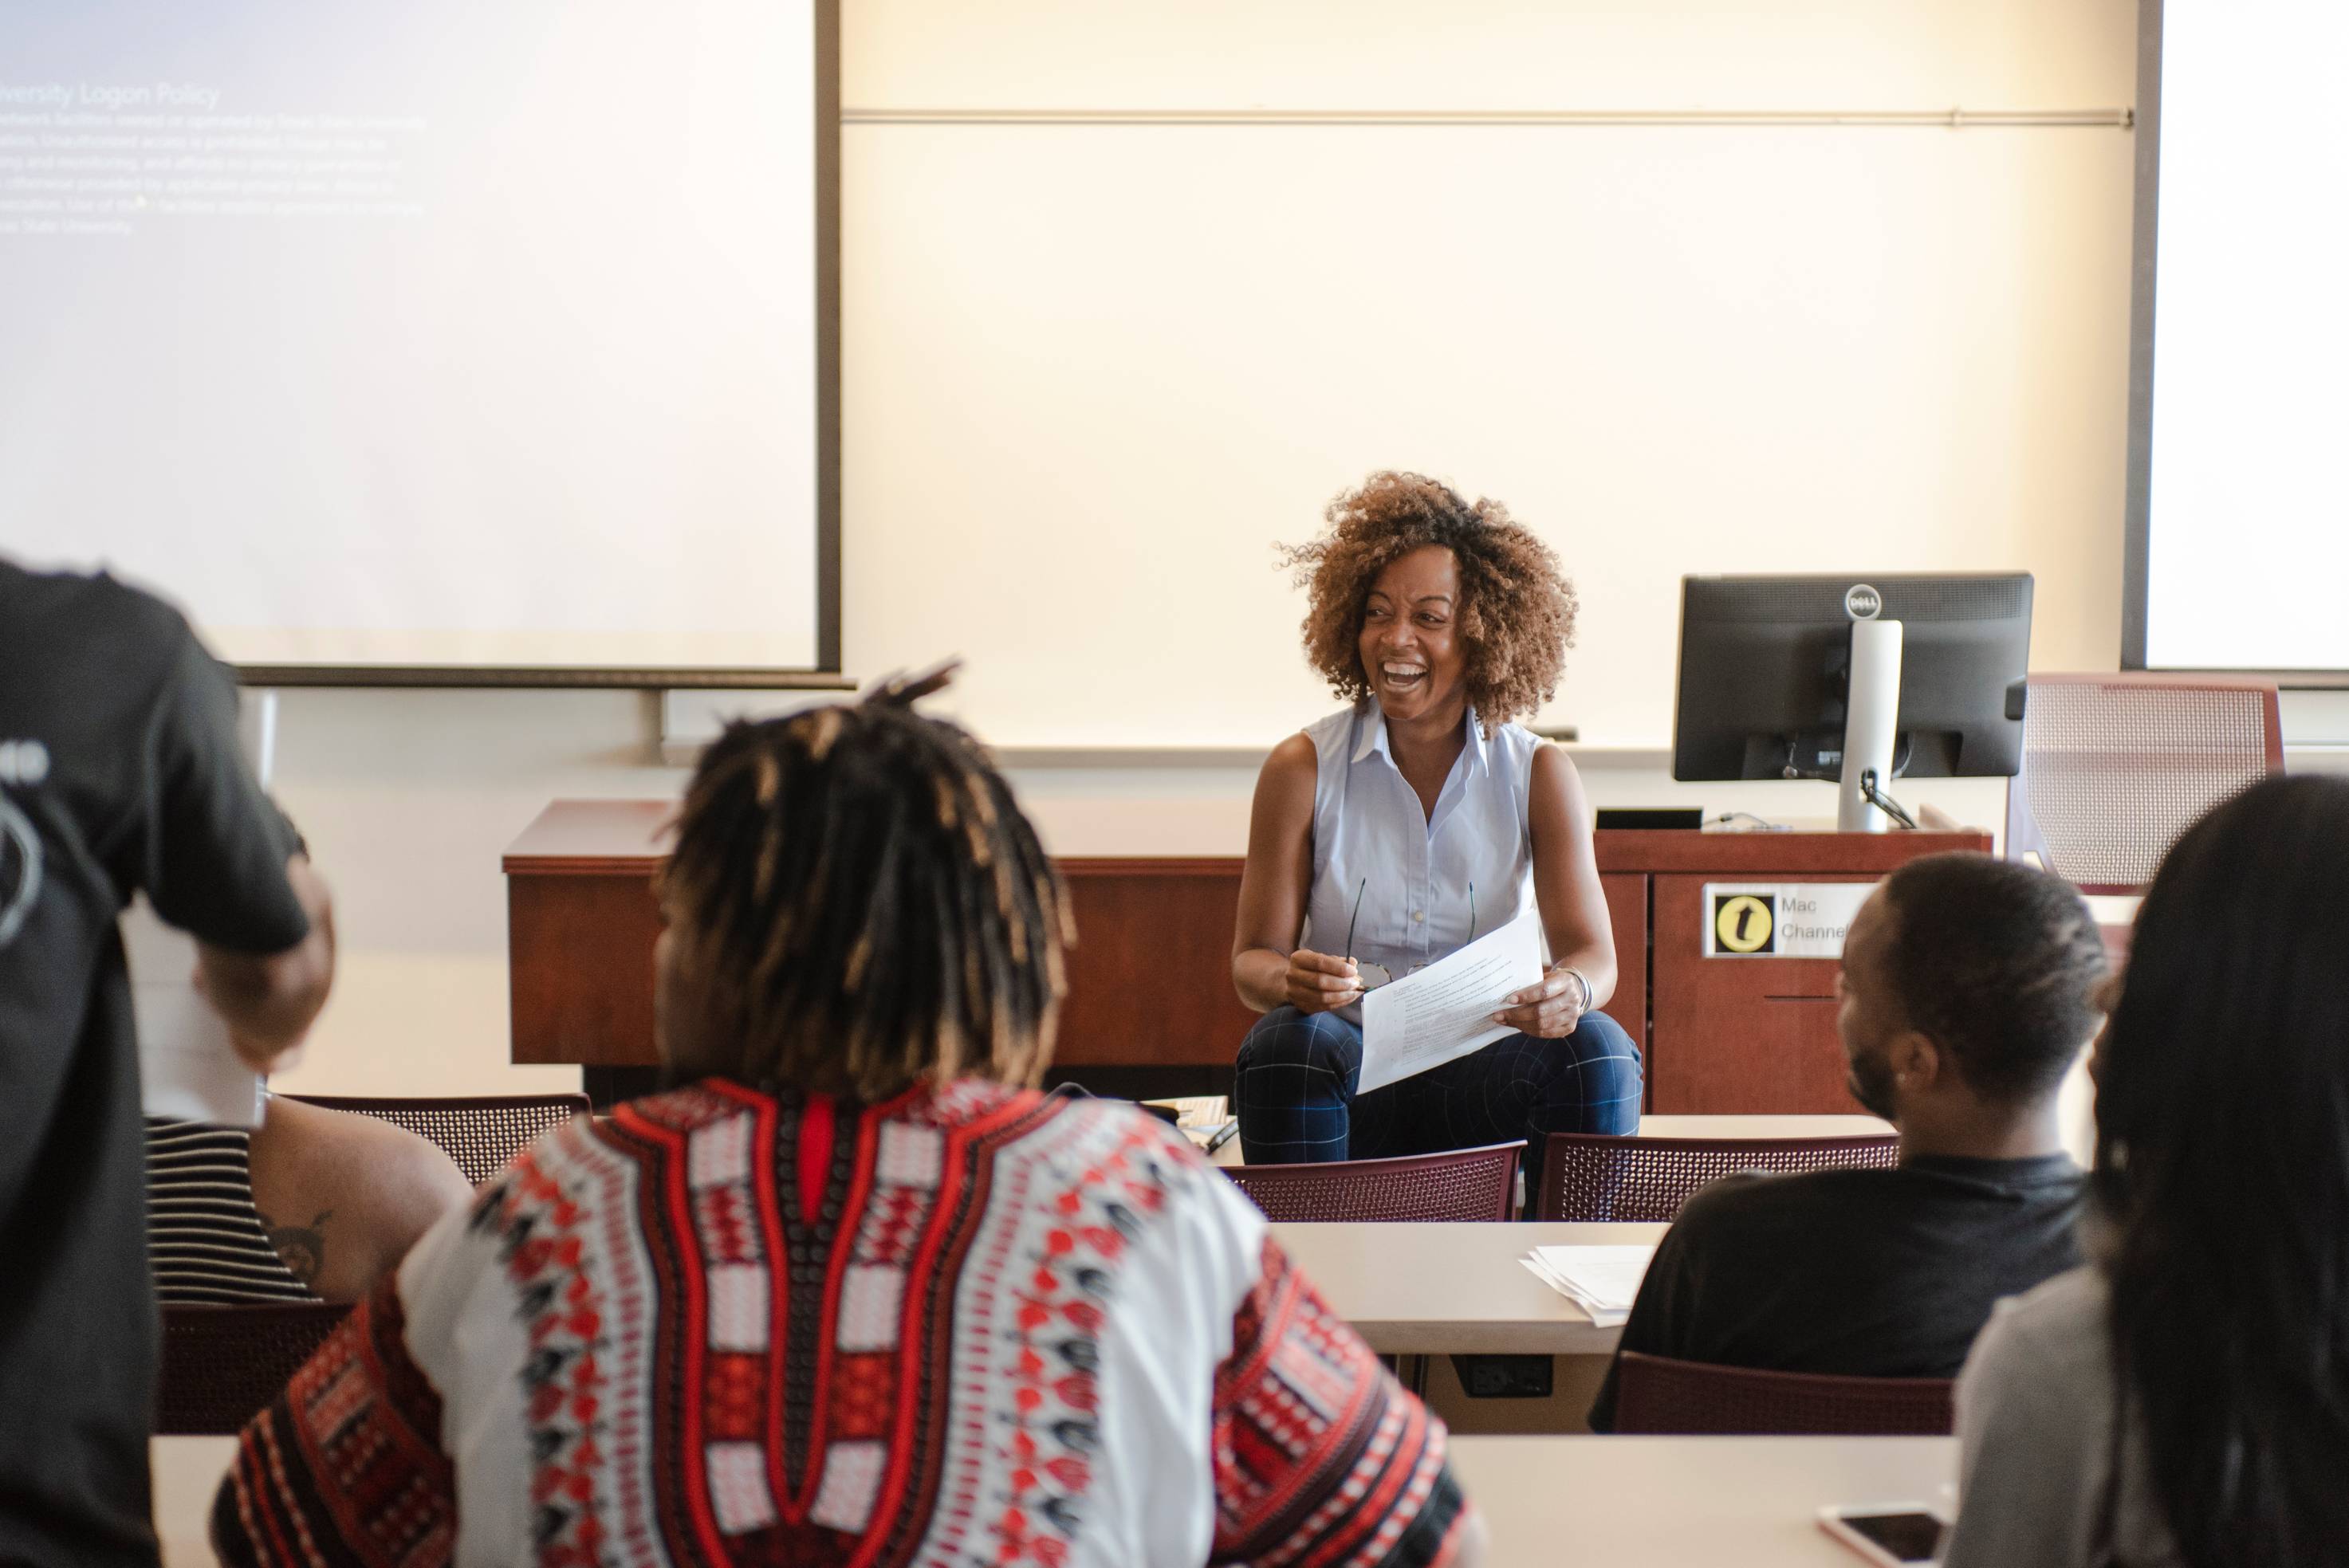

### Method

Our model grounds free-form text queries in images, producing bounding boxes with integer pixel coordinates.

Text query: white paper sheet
[124,898,264,1129]
[1356,910,1545,1094]
[126,689,276,1129]
[1521,1244,1658,1326]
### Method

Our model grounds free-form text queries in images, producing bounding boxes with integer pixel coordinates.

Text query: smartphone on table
[1817,1503,1951,1565]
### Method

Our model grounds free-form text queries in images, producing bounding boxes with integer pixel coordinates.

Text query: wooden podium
[505,802,1985,1114]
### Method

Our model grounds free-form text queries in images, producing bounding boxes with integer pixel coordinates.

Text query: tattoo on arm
[259,1208,332,1287]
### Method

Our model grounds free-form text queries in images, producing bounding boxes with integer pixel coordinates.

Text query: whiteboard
[0,0,833,678]
[845,116,2135,748]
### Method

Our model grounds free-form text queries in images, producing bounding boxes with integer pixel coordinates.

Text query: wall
[266,0,2139,1098]
[841,0,2140,747]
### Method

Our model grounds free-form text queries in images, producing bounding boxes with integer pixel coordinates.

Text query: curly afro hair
[1280,471,1576,730]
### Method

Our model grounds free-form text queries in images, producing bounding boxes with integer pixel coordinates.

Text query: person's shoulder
[1491,713,1546,751]
[1979,1263,2108,1362]
[1961,1266,2111,1428]
[250,1096,476,1291]
[872,1079,1214,1183]
[928,1087,1267,1299]
[1254,723,1335,821]
[1032,1090,1226,1184]
[0,560,193,676]
[5,560,189,643]
[1264,730,1320,784]
[1524,730,1577,788]
[1018,1091,1260,1232]
[1297,702,1373,765]
[1672,1164,1875,1228]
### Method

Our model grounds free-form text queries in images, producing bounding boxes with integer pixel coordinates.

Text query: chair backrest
[1222,1142,1524,1222]
[1534,1132,1899,1222]
[1611,1350,1954,1435]
[155,1301,354,1436]
[2006,674,2282,893]
[288,1093,591,1186]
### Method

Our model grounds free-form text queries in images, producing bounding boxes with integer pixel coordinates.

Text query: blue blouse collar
[1350,697,1489,779]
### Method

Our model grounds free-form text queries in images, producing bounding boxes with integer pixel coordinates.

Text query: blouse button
[1412,910,1425,922]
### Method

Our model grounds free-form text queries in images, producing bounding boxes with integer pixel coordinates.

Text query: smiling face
[1357,544,1468,725]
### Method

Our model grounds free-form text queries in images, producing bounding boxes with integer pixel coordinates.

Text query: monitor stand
[1839,618,1904,832]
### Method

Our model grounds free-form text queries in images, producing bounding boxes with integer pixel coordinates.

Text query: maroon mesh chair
[2006,674,2282,894]
[1611,1350,1954,1435]
[288,1093,590,1187]
[155,1301,354,1436]
[1222,1142,1524,1222]
[1533,1132,1898,1222]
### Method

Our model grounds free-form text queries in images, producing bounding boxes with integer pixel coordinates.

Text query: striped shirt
[144,1117,317,1305]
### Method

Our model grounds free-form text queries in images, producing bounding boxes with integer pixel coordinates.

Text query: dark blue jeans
[1233,1006,1644,1164]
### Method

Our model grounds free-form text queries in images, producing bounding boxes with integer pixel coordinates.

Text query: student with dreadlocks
[211,676,1484,1568]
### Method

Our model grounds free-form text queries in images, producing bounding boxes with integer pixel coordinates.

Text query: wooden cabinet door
[1056,860,1256,1067]
[1647,873,1872,1114]
[1599,872,1648,1055]
[509,872,662,1067]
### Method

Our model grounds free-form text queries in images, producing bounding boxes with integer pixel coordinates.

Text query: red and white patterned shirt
[214,1078,1471,1568]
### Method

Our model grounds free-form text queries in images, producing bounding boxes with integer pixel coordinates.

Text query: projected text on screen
[0,0,825,674]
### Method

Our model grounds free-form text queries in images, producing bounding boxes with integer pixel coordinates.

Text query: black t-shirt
[1588,1153,2085,1432]
[0,563,306,1567]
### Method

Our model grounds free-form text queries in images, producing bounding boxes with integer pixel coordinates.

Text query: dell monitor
[1672,573,2032,831]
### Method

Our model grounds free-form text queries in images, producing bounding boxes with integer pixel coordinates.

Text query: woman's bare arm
[1230,735,1359,1015]
[247,1094,475,1302]
[194,855,336,1075]
[1495,745,1619,1036]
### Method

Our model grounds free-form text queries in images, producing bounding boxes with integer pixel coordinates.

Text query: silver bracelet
[1561,967,1594,1013]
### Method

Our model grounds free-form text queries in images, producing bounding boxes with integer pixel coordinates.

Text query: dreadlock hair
[659,696,1072,1104]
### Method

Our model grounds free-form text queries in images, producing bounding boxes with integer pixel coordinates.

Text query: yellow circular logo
[1714,894,1775,953]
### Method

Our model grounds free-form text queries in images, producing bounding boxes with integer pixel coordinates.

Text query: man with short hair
[1588,851,2107,1431]
[0,560,336,1566]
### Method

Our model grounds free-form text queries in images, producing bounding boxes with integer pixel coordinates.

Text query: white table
[153,1436,236,1567]
[1268,1221,1665,1356]
[1450,1434,1957,1566]
[1213,1111,1893,1167]
[161,1432,1956,1567]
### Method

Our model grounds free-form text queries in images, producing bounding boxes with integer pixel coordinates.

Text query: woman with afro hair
[1230,472,1641,1164]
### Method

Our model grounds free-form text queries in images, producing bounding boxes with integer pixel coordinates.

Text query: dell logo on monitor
[1844,584,1883,620]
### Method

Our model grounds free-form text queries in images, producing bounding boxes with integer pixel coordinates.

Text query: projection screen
[2125,0,2349,675]
[0,0,838,683]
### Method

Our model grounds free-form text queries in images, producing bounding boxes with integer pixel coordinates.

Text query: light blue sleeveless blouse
[1299,700,1541,1021]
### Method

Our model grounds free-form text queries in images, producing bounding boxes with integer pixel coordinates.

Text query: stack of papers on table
[1521,1245,1657,1327]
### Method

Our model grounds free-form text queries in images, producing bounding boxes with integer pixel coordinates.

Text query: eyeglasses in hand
[1344,877,1477,992]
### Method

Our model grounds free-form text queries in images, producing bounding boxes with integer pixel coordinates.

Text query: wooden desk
[154,1421,1961,1568]
[1639,1113,1893,1139]
[1634,830,1989,1112]
[499,804,1267,1074]
[1266,1220,1666,1356]
[1450,1435,1957,1566]
[505,803,1984,1112]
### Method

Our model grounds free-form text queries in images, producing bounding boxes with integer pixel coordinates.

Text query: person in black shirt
[0,561,336,1567]
[1589,851,2107,1431]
